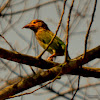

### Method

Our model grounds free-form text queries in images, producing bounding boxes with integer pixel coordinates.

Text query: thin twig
[71,71,80,100]
[0,0,11,15]
[49,81,100,99]
[84,0,97,58]
[9,71,61,98]
[29,66,36,75]
[2,0,62,16]
[37,0,67,58]
[0,34,15,51]
[65,0,75,62]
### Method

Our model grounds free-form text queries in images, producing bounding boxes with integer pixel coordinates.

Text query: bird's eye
[33,21,36,24]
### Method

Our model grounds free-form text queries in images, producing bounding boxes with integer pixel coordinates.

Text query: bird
[23,19,70,61]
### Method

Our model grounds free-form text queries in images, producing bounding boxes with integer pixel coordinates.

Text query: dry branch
[0,46,99,99]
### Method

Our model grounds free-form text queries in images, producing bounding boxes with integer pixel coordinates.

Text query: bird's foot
[47,53,56,61]
[47,56,53,61]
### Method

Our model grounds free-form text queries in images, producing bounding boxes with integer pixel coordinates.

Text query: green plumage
[36,29,65,56]
[23,19,69,60]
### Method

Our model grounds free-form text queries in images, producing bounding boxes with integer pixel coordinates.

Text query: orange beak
[23,25,29,28]
[23,24,30,28]
[23,23,33,29]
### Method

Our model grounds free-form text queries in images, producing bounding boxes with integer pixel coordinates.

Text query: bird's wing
[36,29,65,54]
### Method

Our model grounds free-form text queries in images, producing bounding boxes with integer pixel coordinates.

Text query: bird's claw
[47,56,53,61]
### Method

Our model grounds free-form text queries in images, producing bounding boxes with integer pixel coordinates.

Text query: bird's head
[23,19,49,33]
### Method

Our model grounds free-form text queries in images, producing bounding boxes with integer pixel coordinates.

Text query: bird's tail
[62,44,70,60]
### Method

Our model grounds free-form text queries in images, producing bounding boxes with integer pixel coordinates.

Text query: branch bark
[0,46,99,99]
[0,45,99,69]
[0,47,59,69]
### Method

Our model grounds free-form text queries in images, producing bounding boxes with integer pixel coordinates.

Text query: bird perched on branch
[23,19,70,61]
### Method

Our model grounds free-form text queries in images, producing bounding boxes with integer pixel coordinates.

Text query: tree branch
[0,45,99,99]
[0,47,59,69]
[0,45,99,69]
[70,66,100,78]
